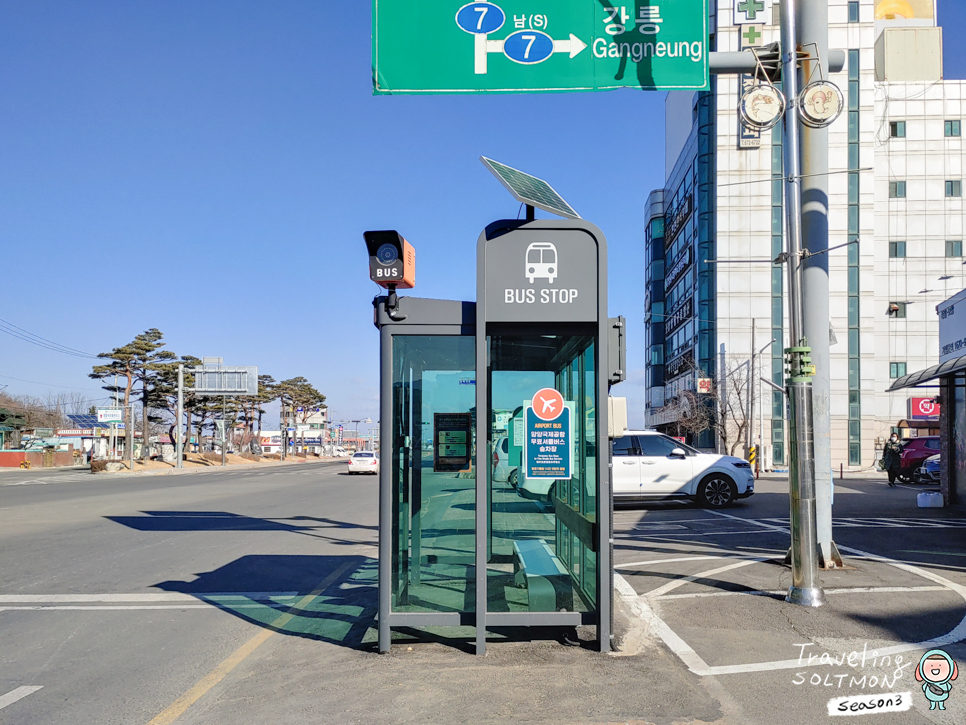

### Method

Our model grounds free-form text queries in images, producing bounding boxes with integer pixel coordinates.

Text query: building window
[889,121,906,138]
[889,302,907,318]
[946,180,963,197]
[889,241,906,258]
[848,1,860,22]
[889,181,906,198]
[946,120,961,137]
[890,362,907,379]
[947,240,963,257]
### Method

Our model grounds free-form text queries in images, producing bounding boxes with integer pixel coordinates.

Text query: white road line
[617,528,780,538]
[616,554,770,569]
[0,604,287,611]
[0,686,43,711]
[645,558,766,599]
[629,512,966,676]
[657,585,947,601]
[0,592,298,603]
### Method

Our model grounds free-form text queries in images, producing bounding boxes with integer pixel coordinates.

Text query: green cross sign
[373,0,709,94]
[742,25,762,46]
[737,0,765,21]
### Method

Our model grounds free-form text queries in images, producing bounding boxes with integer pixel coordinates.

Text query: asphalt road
[1,464,965,724]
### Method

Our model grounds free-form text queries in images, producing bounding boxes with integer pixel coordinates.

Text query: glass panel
[849,2,859,23]
[849,171,859,204]
[849,359,860,389]
[848,50,860,81]
[487,331,597,613]
[848,240,859,264]
[849,443,861,465]
[848,267,859,295]
[848,328,859,353]
[391,335,476,613]
[848,205,859,235]
[848,143,860,169]
[848,80,859,111]
[848,297,859,327]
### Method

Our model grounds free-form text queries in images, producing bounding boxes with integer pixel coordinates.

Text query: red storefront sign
[910,397,940,419]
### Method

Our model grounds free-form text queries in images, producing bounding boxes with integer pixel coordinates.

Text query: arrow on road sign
[476,33,587,74]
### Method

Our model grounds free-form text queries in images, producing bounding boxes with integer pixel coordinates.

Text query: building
[645,0,963,470]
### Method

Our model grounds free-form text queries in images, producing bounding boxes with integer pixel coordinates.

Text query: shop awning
[887,353,966,391]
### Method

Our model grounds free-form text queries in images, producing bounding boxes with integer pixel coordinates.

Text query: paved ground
[1,464,964,724]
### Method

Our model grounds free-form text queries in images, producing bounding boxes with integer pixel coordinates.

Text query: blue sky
[1,1,964,431]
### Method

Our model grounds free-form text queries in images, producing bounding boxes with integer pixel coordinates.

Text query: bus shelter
[375,219,614,654]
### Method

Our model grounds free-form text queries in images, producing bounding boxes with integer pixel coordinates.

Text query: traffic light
[364,230,415,289]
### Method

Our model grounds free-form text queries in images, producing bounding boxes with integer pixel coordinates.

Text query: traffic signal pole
[781,0,826,607]
[798,0,842,570]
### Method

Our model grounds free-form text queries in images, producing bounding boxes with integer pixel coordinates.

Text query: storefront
[888,289,966,507]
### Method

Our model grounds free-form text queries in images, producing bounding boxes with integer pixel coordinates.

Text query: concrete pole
[781,0,825,607]
[798,0,841,569]
[176,364,184,469]
[749,319,756,457]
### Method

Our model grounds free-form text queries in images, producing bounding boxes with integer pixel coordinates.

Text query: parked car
[492,436,518,486]
[515,430,754,508]
[347,451,379,475]
[334,447,349,457]
[611,431,754,508]
[898,436,940,481]
[914,453,941,484]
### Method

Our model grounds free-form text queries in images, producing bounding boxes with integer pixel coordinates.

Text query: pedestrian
[882,433,902,487]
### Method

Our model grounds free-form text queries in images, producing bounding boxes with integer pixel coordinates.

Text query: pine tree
[90,329,178,462]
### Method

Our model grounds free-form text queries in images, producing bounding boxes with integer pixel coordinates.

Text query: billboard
[875,1,934,21]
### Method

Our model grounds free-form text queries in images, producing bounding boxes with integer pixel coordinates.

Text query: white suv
[612,431,754,508]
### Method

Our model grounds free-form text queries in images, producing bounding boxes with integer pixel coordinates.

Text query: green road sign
[372,1,709,94]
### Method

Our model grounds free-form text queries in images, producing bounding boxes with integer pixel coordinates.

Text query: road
[0,464,964,724]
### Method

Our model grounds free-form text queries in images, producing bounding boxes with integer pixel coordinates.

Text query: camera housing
[364,230,415,289]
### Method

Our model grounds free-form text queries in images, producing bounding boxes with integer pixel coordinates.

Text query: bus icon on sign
[526,242,558,284]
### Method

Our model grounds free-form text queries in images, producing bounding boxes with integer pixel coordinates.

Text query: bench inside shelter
[512,539,573,612]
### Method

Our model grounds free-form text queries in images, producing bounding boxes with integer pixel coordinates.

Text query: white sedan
[347,451,379,475]
[613,431,754,508]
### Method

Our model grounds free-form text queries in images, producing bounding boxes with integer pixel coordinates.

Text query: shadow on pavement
[104,510,378,547]
[156,554,378,650]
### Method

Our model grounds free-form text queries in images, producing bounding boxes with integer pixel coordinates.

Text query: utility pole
[798,0,841,569]
[749,319,756,459]
[176,364,184,469]
[781,0,825,607]
[221,396,227,467]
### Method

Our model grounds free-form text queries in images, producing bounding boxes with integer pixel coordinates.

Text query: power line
[0,318,99,359]
[0,373,104,392]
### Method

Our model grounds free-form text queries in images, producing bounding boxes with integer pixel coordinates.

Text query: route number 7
[474,6,488,30]
[522,34,535,59]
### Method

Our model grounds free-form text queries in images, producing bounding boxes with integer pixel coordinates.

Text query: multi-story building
[645,0,962,470]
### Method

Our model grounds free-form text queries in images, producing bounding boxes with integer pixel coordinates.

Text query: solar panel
[480,157,581,220]
[68,414,110,429]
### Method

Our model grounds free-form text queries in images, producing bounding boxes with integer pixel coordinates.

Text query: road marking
[623,510,966,677]
[616,554,767,570]
[146,561,353,725]
[645,558,766,599]
[657,585,946,601]
[0,686,43,711]
[901,549,966,558]
[0,592,298,603]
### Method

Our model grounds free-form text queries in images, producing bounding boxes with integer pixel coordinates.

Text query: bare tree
[664,356,752,456]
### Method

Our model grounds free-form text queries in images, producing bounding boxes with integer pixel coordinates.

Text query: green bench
[512,539,573,612]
